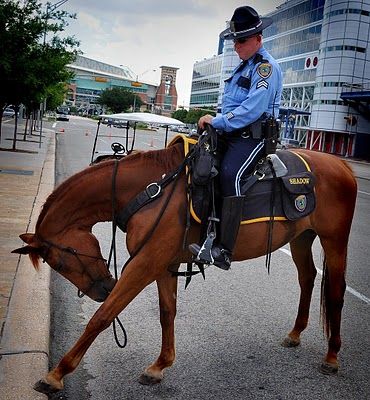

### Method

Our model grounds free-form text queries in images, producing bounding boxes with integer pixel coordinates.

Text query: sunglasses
[233,34,259,44]
[233,37,248,44]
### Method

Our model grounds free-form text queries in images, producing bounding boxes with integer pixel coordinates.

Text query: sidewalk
[0,119,55,399]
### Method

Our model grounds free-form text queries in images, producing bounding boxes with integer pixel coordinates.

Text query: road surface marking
[52,122,56,128]
[279,248,370,305]
[358,190,370,196]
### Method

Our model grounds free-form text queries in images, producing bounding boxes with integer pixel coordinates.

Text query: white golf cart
[91,112,185,164]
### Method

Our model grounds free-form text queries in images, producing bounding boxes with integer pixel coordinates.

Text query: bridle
[42,239,113,297]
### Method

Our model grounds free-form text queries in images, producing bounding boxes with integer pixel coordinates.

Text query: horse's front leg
[140,265,179,385]
[34,255,159,395]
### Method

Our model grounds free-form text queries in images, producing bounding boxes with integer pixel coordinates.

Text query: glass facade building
[66,56,158,114]
[190,0,370,158]
[190,55,222,109]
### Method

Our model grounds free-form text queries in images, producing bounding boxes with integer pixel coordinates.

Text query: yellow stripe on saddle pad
[167,133,198,153]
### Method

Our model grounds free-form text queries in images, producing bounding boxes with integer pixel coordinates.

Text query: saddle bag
[280,172,316,220]
[191,145,218,186]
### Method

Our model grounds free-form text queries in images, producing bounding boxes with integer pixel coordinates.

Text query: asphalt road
[49,116,370,400]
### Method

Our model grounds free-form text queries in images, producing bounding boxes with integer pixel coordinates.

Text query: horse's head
[12,232,117,302]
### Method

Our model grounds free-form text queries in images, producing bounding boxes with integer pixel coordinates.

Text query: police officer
[189,6,283,270]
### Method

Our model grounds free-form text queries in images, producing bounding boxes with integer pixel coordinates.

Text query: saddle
[168,134,316,224]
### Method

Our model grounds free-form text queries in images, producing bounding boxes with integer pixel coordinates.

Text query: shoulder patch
[226,112,235,120]
[257,63,272,79]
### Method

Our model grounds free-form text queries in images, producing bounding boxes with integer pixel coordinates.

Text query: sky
[44,0,282,108]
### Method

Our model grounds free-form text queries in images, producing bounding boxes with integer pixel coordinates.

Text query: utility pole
[130,69,156,112]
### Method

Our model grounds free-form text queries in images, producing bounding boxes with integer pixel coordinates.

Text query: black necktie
[235,60,248,74]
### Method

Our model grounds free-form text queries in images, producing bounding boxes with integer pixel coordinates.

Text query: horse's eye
[55,262,64,272]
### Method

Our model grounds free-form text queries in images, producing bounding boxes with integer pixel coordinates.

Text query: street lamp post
[131,69,156,112]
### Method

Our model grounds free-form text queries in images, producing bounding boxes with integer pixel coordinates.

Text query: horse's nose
[90,277,117,302]
[103,277,117,293]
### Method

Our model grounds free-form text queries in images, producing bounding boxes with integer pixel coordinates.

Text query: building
[154,66,179,115]
[308,0,370,159]
[190,55,223,110]
[66,56,179,116]
[190,0,370,159]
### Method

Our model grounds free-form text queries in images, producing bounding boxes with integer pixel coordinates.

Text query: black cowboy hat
[220,6,272,40]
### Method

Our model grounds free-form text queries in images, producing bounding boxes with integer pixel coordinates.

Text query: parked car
[279,138,300,149]
[3,107,15,118]
[178,126,190,133]
[56,112,69,121]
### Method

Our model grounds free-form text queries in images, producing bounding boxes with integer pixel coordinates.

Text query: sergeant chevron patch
[256,80,269,89]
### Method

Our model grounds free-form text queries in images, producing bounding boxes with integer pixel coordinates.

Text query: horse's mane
[124,143,183,171]
[35,160,110,230]
[35,143,184,230]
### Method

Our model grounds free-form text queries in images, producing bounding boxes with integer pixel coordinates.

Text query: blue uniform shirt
[212,47,282,132]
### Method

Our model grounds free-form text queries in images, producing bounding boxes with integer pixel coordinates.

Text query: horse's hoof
[281,336,300,348]
[139,371,163,385]
[33,379,61,395]
[320,361,338,375]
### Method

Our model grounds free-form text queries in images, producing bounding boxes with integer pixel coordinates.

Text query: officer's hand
[198,114,213,129]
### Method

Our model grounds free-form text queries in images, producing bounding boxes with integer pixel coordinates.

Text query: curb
[0,132,55,399]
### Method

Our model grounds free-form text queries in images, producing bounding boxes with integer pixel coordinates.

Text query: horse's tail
[320,252,347,338]
[320,255,330,337]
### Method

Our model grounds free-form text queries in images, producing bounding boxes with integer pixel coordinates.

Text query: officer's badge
[257,63,272,79]
[294,195,307,212]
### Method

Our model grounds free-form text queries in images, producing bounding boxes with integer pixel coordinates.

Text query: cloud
[69,0,214,18]
[44,0,282,107]
[77,12,104,33]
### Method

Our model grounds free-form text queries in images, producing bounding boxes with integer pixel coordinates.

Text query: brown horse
[13,142,357,395]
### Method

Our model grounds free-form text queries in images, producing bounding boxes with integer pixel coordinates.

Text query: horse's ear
[12,245,39,255]
[20,233,35,244]
[13,233,41,255]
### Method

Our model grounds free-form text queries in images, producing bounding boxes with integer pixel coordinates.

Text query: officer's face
[234,34,262,61]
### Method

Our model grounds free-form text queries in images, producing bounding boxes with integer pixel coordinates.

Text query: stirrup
[189,232,216,264]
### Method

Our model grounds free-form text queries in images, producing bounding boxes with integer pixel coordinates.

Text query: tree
[185,108,215,125]
[46,82,70,112]
[172,108,188,122]
[0,0,79,146]
[97,87,143,113]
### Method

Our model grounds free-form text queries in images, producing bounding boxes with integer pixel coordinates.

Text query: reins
[107,152,192,348]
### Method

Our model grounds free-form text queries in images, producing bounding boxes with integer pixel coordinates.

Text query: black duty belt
[227,126,251,138]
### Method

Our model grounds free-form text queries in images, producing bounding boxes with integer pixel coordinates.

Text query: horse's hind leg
[282,230,317,347]
[319,236,348,375]
[139,266,179,385]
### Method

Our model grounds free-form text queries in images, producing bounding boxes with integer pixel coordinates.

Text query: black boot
[189,196,245,270]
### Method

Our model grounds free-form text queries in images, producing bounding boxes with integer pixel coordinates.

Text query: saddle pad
[169,135,315,225]
[238,151,315,223]
[168,134,197,153]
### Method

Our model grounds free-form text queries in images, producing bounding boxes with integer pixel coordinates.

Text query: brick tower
[154,66,178,115]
